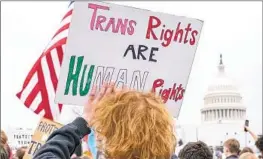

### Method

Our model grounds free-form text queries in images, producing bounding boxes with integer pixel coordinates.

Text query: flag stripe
[46,53,58,90]
[62,9,73,21]
[56,46,64,65]
[24,83,40,107]
[52,23,70,39]
[39,110,46,117]
[41,57,60,120]
[45,32,68,53]
[34,103,48,118]
[16,60,41,99]
[18,73,38,102]
[17,38,67,97]
[35,65,53,120]
[51,49,62,80]
[30,92,42,112]
[59,14,72,32]
[16,2,74,121]
[44,38,67,58]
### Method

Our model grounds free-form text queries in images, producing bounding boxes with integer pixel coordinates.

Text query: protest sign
[23,118,62,159]
[55,1,203,117]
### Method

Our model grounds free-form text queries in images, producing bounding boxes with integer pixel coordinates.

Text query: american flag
[16,1,74,121]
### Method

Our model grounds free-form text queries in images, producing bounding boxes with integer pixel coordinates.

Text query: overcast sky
[1,1,262,134]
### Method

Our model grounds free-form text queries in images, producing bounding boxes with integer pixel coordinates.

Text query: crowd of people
[1,83,262,159]
[1,130,27,159]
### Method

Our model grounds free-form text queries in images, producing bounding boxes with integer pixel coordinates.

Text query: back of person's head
[178,141,213,159]
[1,130,11,158]
[15,146,27,159]
[240,147,254,155]
[91,91,176,159]
[239,152,258,159]
[223,138,240,156]
[216,151,222,159]
[256,136,263,155]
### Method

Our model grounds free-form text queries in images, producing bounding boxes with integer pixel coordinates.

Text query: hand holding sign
[82,82,115,123]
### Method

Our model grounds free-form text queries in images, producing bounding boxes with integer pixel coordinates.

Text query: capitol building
[201,55,246,124]
[176,54,256,152]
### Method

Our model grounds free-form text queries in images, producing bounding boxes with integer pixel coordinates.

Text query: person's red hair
[91,91,176,159]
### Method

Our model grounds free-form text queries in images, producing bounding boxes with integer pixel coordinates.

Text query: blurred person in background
[178,141,213,159]
[239,152,258,159]
[223,138,240,159]
[240,147,254,156]
[255,136,263,156]
[0,146,9,159]
[1,130,13,159]
[216,150,223,159]
[245,126,263,156]
[15,146,27,159]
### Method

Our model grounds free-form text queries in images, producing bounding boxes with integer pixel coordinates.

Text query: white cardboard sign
[55,1,203,117]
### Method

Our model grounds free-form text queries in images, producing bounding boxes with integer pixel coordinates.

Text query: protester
[256,136,263,156]
[0,146,9,159]
[245,126,259,142]
[33,82,176,159]
[215,151,223,159]
[1,130,12,159]
[1,130,7,145]
[239,152,258,159]
[178,141,213,159]
[240,147,254,156]
[15,146,27,159]
[245,126,263,156]
[223,138,240,159]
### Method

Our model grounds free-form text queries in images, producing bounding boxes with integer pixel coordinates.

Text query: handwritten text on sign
[55,1,203,117]
[23,118,62,159]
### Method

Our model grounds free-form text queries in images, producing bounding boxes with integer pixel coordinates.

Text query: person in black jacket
[245,126,263,156]
[33,82,176,159]
[256,136,263,156]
